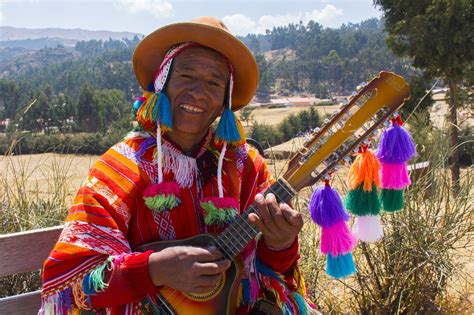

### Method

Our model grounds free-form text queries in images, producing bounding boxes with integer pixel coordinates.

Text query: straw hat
[132,16,258,111]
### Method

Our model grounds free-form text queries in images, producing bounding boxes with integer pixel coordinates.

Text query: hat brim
[133,22,258,111]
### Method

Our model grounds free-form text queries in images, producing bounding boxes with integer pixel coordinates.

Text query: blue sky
[0,0,382,35]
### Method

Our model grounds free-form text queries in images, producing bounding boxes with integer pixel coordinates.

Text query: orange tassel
[347,146,381,191]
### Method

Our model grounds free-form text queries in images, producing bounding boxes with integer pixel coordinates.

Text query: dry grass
[246,104,340,127]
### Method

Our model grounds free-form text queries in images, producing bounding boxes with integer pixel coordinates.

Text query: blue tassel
[158,92,173,130]
[215,107,243,144]
[293,292,310,315]
[133,99,143,114]
[146,82,155,92]
[241,278,250,304]
[326,252,356,279]
[82,274,96,295]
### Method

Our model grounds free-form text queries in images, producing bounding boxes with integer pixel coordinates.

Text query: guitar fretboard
[212,179,296,259]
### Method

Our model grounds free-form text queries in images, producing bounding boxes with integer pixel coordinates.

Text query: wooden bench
[0,226,63,314]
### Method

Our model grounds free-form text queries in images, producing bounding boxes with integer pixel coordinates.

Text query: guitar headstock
[282,71,410,191]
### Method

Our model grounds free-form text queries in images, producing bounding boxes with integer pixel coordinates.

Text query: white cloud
[223,4,343,35]
[222,14,257,36]
[119,0,173,18]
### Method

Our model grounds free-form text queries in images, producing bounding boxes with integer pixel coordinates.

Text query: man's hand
[148,246,231,294]
[248,193,303,250]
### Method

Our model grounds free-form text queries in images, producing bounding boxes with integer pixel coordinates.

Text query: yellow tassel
[293,266,307,297]
[71,280,88,310]
[236,282,243,305]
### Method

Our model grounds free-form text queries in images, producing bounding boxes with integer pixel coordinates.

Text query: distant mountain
[0,26,143,49]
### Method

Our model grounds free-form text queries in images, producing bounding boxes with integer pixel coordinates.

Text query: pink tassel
[321,221,357,256]
[380,162,411,189]
[143,181,180,197]
[143,182,181,212]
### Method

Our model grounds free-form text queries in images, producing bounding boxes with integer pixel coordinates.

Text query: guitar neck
[212,179,297,259]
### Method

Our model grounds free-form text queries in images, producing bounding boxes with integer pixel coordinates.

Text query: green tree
[77,83,100,132]
[374,0,474,191]
[239,106,255,126]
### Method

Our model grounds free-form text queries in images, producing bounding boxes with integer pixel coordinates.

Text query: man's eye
[209,81,221,87]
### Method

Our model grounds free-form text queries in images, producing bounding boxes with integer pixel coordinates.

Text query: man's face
[165,47,230,138]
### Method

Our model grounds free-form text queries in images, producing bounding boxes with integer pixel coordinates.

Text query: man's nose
[187,79,208,99]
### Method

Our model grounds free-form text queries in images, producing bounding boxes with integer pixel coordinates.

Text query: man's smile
[179,103,205,113]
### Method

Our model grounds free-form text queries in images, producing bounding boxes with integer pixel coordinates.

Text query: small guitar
[138,71,410,314]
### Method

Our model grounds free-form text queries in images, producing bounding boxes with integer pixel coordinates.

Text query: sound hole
[184,273,226,301]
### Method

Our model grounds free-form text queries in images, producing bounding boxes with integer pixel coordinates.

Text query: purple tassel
[309,184,350,227]
[377,120,416,164]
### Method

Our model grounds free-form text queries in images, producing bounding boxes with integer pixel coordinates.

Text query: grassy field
[245,104,340,127]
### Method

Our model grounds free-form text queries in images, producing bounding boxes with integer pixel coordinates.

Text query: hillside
[0,26,142,49]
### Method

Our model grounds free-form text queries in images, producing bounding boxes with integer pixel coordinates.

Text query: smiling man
[41,17,315,314]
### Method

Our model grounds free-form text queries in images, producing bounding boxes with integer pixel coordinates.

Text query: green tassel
[89,256,114,292]
[345,183,381,216]
[201,202,238,225]
[381,188,404,212]
[144,195,180,212]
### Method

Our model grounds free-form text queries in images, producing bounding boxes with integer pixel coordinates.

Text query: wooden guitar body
[138,234,243,315]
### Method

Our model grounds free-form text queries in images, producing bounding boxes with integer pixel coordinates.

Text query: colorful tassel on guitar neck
[345,146,383,242]
[309,181,357,279]
[345,146,381,216]
[377,115,416,212]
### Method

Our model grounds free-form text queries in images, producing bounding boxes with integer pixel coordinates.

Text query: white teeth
[180,104,204,113]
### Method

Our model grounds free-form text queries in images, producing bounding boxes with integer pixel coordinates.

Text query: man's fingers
[280,203,304,227]
[248,213,265,231]
[189,246,223,261]
[196,260,231,275]
[265,194,288,226]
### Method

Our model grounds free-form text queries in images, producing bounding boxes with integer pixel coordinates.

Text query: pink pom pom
[380,162,411,189]
[321,221,357,256]
[201,196,239,209]
[143,182,180,198]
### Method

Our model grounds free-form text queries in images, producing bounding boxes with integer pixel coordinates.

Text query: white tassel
[217,142,227,198]
[156,123,163,183]
[353,215,384,242]
[162,143,200,189]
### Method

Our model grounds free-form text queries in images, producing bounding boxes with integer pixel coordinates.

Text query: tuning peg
[356,82,367,91]
[324,118,330,124]
[372,129,379,136]
[393,111,399,118]
[323,173,331,181]
[343,156,351,163]
[383,120,390,128]
[363,138,370,145]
